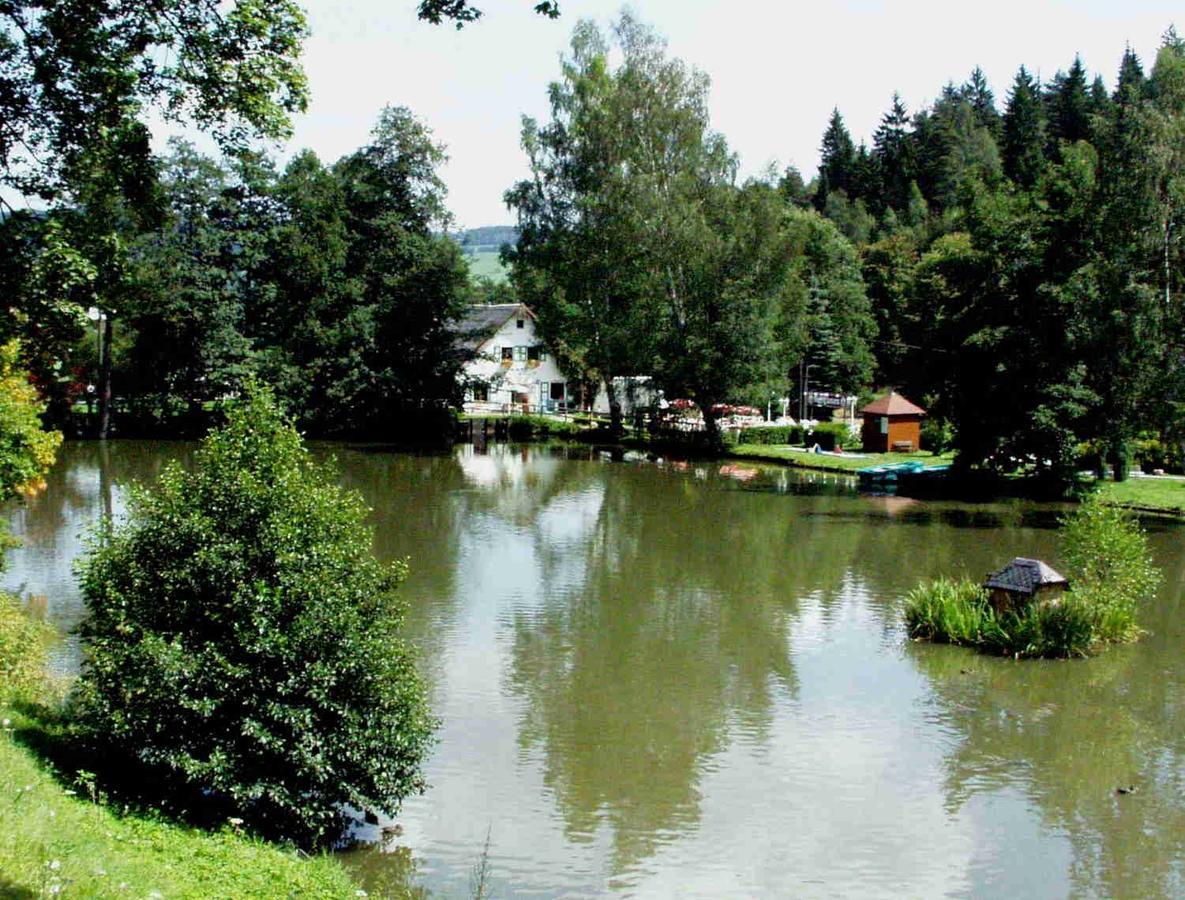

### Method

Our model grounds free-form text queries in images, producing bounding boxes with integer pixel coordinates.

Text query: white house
[456,303,571,414]
[592,375,662,416]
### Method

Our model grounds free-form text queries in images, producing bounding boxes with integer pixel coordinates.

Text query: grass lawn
[0,703,357,899]
[465,248,508,282]
[1092,475,1185,515]
[730,443,955,474]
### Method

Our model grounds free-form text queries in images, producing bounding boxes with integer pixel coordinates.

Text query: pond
[6,441,1185,897]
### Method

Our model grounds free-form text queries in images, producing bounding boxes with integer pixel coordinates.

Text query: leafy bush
[809,421,852,451]
[921,416,954,453]
[0,339,62,569]
[1060,495,1160,644]
[0,592,56,703]
[505,414,586,439]
[73,384,435,848]
[1133,435,1182,474]
[737,425,805,445]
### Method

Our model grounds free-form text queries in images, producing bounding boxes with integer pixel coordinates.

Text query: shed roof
[861,391,926,417]
[454,304,534,351]
[984,558,1068,595]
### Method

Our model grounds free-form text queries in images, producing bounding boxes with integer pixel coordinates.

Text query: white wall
[461,312,570,413]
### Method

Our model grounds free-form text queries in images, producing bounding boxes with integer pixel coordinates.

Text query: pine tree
[814,109,856,207]
[1089,75,1113,123]
[1115,45,1147,101]
[872,93,914,211]
[1003,66,1047,188]
[963,66,1001,135]
[1046,56,1092,148]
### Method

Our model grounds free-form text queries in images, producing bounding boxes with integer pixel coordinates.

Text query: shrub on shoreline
[0,592,56,704]
[73,384,435,848]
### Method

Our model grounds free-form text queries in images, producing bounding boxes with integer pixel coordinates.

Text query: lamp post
[88,306,113,439]
[799,361,818,423]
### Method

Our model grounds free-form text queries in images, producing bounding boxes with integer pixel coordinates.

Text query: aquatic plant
[904,577,998,646]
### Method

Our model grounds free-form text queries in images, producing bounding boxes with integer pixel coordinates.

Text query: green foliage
[907,497,1160,657]
[73,385,435,847]
[810,33,1185,485]
[921,415,954,453]
[1133,435,1182,473]
[0,340,62,511]
[1060,495,1161,643]
[904,578,997,646]
[0,0,308,201]
[115,107,469,439]
[418,0,559,27]
[737,425,805,445]
[0,703,357,898]
[904,577,1097,658]
[808,421,852,450]
[0,592,56,704]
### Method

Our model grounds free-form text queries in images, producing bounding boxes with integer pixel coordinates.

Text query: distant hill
[457,225,519,251]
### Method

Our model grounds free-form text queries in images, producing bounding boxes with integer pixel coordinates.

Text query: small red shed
[861,391,926,453]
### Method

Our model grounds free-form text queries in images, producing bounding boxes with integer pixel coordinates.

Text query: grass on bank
[1093,475,1185,515]
[731,443,954,473]
[904,498,1160,658]
[1,595,357,898]
[0,706,357,899]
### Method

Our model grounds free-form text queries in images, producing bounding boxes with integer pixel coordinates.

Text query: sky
[170,0,1181,228]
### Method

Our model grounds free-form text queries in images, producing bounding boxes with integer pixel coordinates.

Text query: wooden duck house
[983,558,1069,615]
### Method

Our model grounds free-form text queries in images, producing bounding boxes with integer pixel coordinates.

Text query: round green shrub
[73,385,435,847]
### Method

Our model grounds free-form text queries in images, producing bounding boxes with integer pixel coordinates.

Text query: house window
[516,319,525,329]
[880,416,889,435]
[513,346,528,363]
[550,382,566,401]
[473,384,488,402]
[501,347,513,362]
[528,345,542,362]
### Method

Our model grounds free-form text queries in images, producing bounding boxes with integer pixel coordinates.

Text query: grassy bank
[1093,475,1185,516]
[0,702,357,898]
[731,442,1185,517]
[1,593,357,898]
[730,443,954,474]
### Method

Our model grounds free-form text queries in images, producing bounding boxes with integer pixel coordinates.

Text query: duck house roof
[984,558,1068,595]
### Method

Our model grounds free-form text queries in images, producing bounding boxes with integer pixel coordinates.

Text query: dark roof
[454,304,532,352]
[862,391,926,416]
[984,558,1068,595]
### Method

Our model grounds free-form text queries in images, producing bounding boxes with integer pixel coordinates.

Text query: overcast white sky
[203,0,1182,228]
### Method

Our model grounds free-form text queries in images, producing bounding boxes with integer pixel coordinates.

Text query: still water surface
[6,441,1185,898]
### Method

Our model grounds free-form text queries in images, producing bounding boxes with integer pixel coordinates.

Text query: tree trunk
[97,315,113,440]
[702,405,722,450]
[605,379,623,438]
[1110,441,1131,482]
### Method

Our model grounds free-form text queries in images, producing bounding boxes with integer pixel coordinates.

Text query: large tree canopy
[0,0,308,204]
[417,0,559,27]
[507,14,870,441]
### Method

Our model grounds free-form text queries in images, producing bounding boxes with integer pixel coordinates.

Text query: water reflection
[6,442,1185,897]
